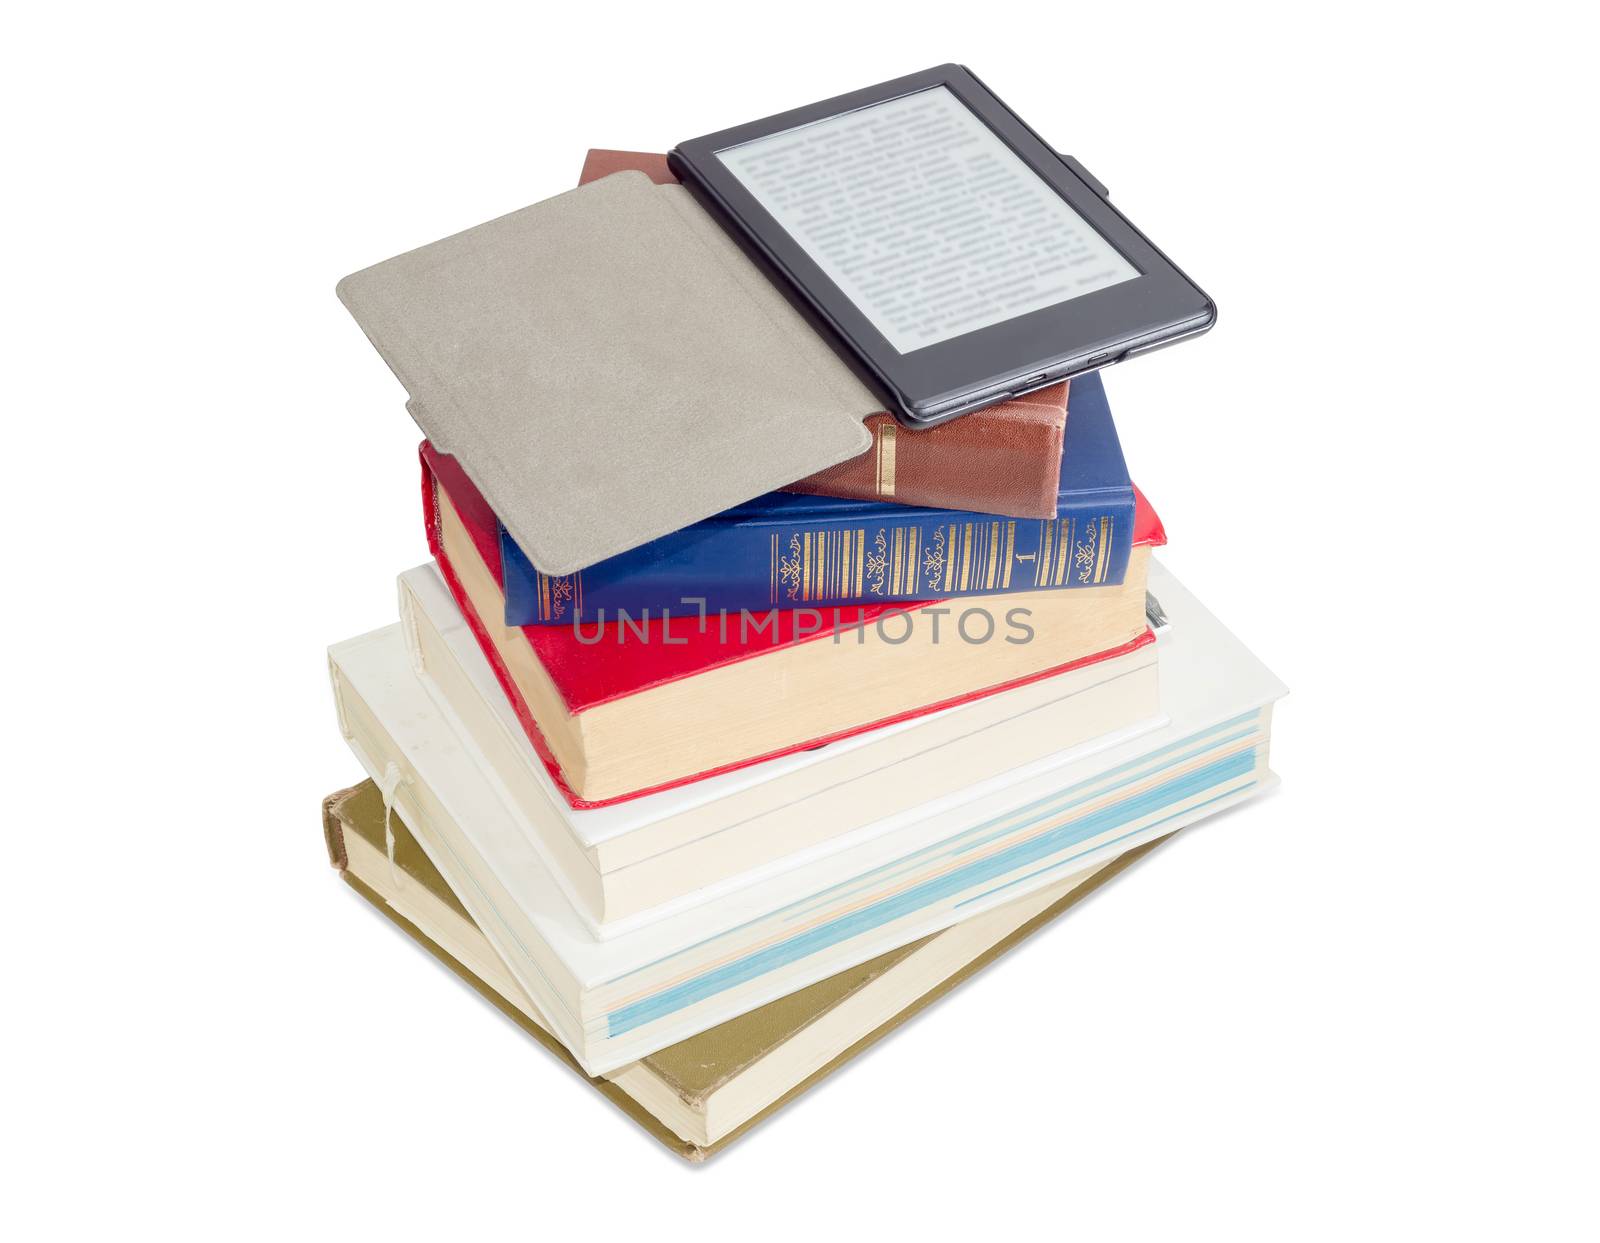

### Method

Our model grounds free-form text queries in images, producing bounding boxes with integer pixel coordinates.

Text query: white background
[6,3,1596,1238]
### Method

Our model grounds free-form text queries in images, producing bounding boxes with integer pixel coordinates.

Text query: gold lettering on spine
[762,526,983,601]
[1053,519,1073,586]
[876,424,897,498]
[1002,522,1016,588]
[1036,521,1051,588]
[1094,517,1113,583]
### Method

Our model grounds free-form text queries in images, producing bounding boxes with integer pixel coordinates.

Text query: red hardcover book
[421,443,1165,808]
[577,149,1070,519]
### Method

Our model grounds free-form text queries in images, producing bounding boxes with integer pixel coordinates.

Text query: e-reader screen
[716,86,1139,354]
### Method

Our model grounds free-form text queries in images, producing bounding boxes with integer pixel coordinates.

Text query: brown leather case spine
[784,385,1069,519]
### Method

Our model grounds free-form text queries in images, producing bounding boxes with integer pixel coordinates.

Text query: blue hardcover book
[501,372,1134,626]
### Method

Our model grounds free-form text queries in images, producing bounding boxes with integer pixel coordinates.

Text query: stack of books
[324,150,1286,1160]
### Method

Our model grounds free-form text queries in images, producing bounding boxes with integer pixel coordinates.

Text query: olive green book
[324,780,1170,1161]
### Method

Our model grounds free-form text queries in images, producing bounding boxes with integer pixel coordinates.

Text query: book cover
[579,148,1071,520]
[324,779,1171,1160]
[340,170,881,579]
[499,370,1134,626]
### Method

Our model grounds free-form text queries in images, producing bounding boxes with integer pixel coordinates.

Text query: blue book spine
[502,372,1134,626]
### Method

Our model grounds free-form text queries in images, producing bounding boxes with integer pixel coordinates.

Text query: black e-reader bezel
[669,64,1216,427]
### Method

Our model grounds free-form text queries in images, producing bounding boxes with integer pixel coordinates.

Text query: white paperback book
[328,561,1285,1074]
[397,562,1164,935]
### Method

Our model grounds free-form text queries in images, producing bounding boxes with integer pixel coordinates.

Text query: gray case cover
[338,171,878,576]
